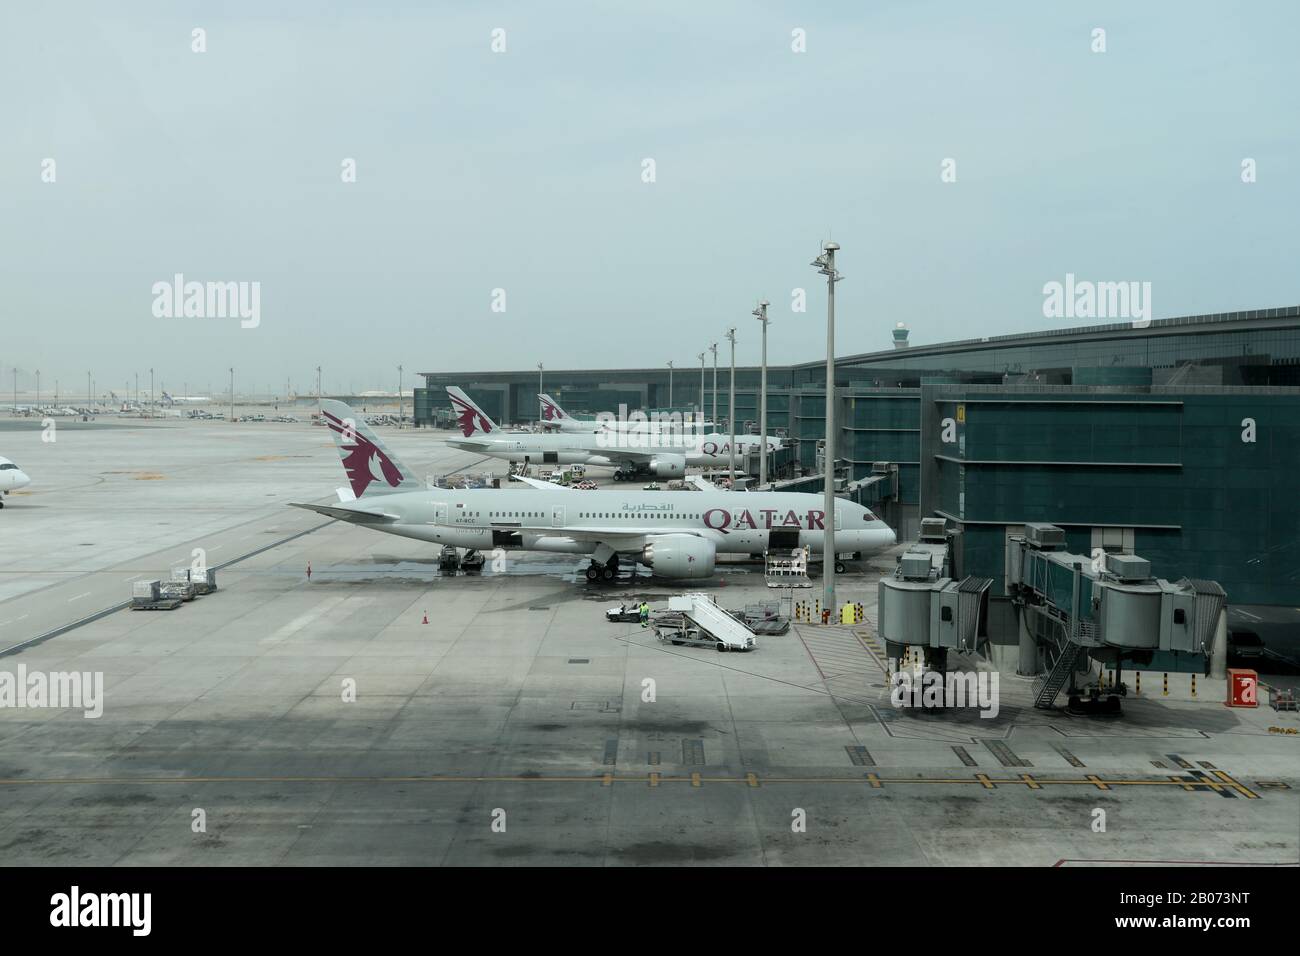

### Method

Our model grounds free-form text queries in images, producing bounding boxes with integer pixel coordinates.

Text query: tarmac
[0,412,1297,866]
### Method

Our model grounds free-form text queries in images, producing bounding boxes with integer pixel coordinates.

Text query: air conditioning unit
[919,517,947,542]
[1024,523,1065,551]
[1105,552,1151,582]
[899,550,932,580]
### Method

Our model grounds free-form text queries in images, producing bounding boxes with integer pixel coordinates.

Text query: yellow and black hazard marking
[853,627,889,673]
[0,768,1261,798]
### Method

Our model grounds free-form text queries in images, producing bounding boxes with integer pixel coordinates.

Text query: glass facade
[924,388,1300,606]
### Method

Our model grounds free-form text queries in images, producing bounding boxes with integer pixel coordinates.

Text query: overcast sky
[2,0,1297,397]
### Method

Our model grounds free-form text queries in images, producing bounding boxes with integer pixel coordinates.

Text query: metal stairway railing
[1031,615,1092,709]
[1033,639,1084,709]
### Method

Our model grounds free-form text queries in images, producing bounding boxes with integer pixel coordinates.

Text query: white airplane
[448,387,776,481]
[539,393,714,435]
[292,401,895,581]
[161,392,212,405]
[0,456,31,507]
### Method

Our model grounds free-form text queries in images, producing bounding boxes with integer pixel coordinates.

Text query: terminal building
[416,306,1300,657]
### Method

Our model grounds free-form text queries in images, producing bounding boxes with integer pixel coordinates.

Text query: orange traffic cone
[421,611,429,624]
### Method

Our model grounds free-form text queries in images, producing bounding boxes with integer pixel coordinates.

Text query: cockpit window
[0,463,17,470]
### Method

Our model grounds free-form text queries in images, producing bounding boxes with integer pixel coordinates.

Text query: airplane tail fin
[447,387,499,437]
[319,400,421,498]
[538,393,569,423]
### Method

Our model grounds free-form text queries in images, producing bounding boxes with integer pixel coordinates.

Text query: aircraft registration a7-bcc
[292,402,896,582]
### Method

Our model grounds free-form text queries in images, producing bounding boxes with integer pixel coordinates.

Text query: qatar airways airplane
[447,387,777,481]
[538,393,714,435]
[291,401,895,581]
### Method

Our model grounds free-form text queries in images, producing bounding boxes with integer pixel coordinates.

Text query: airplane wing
[289,502,401,523]
[514,475,571,491]
[492,520,718,544]
[445,439,495,451]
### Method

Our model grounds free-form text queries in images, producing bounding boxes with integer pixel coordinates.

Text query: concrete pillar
[1210,608,1228,680]
[1017,607,1038,676]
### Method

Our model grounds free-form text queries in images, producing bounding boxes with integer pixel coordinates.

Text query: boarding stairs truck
[657,593,758,652]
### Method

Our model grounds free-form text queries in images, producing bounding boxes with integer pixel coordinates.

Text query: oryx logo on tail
[540,396,565,421]
[322,409,404,497]
[449,393,493,437]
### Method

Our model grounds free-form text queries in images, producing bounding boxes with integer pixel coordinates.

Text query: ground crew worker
[639,601,650,627]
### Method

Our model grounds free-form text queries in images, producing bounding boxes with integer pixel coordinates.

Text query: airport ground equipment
[169,565,218,595]
[1005,524,1228,714]
[878,517,992,671]
[160,582,196,602]
[654,593,758,651]
[765,545,812,587]
[1270,686,1297,712]
[130,579,182,611]
[605,605,642,623]
[731,600,790,635]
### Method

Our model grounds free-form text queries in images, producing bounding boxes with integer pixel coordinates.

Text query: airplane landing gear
[584,556,621,583]
[612,469,650,483]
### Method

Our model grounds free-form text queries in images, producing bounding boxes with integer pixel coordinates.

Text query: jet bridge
[845,461,899,501]
[1006,523,1228,713]
[877,518,992,672]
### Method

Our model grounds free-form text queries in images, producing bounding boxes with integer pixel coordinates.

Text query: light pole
[316,366,322,411]
[811,241,844,613]
[709,342,718,430]
[149,368,154,414]
[537,363,543,426]
[697,352,706,427]
[229,368,236,422]
[397,364,404,425]
[667,361,673,410]
[36,370,40,408]
[725,328,737,482]
[87,371,92,407]
[752,299,770,487]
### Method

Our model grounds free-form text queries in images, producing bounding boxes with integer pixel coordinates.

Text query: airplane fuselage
[325,486,895,558]
[447,431,773,469]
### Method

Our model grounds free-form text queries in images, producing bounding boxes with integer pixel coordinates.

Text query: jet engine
[648,454,686,479]
[641,534,715,579]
